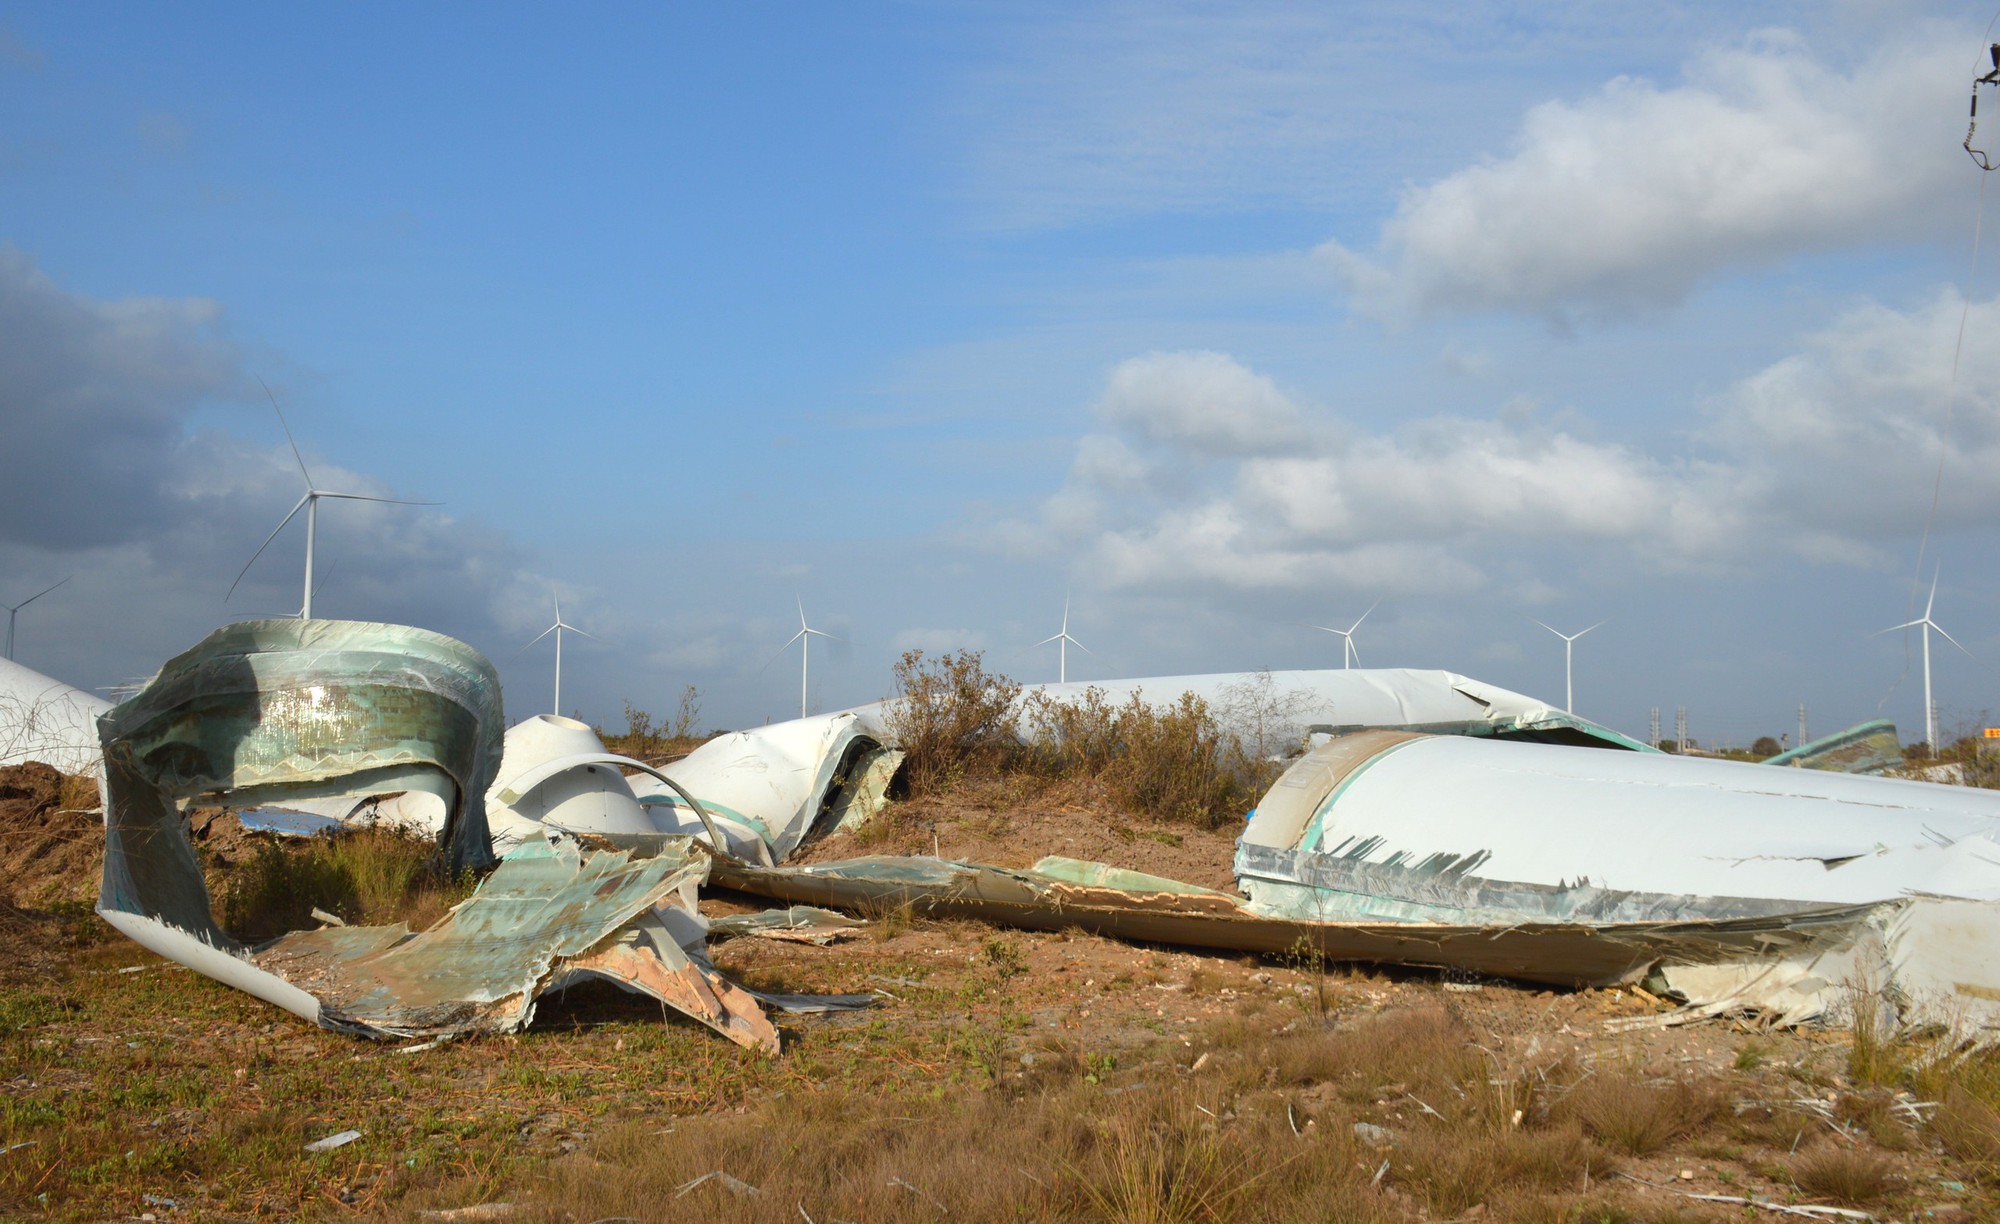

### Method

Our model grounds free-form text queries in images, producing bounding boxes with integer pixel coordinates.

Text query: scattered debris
[675,1171,761,1199]
[303,1129,362,1152]
[415,1204,520,1221]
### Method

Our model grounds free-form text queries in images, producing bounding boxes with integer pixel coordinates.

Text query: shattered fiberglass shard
[95,619,778,1051]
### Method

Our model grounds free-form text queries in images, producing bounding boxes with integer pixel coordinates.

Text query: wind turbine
[782,596,837,718]
[1875,571,1971,754]
[525,596,595,715]
[4,576,68,661]
[1312,603,1376,669]
[1036,595,1093,683]
[227,383,437,620]
[1532,619,1604,715]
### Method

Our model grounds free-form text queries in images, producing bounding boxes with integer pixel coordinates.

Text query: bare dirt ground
[1,764,1994,1221]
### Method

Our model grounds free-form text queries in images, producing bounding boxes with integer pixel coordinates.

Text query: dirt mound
[0,762,102,908]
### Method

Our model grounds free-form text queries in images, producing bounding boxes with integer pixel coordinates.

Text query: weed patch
[219,825,475,941]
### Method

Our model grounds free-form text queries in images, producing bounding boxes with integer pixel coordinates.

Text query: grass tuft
[219,824,475,942]
[1561,1071,1725,1156]
[1787,1144,1897,1204]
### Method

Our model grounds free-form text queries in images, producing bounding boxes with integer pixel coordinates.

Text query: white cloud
[1712,290,2000,535]
[1325,32,1967,320]
[992,314,2000,597]
[1094,350,1307,455]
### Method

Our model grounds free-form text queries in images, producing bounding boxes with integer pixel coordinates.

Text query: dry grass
[1560,1070,1726,1156]
[1787,1143,1898,1204]
[219,824,475,941]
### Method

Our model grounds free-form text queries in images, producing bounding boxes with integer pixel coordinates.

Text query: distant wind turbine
[227,381,438,620]
[4,576,69,661]
[783,596,838,718]
[1532,619,1604,715]
[525,595,595,715]
[1312,603,1376,669]
[1875,570,1971,753]
[1036,596,1094,683]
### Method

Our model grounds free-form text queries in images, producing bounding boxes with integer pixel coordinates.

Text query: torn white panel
[636,709,899,861]
[0,655,110,775]
[1240,732,2000,924]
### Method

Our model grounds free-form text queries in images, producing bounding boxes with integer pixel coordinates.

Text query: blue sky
[4,1,1999,749]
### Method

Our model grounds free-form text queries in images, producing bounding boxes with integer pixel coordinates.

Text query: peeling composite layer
[1237,731,2000,1029]
[0,655,111,774]
[95,619,778,1050]
[1763,719,1904,774]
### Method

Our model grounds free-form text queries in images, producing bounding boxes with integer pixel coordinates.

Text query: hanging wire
[1883,22,2000,726]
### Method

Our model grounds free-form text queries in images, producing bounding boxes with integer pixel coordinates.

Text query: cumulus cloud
[1326,32,1967,320]
[1094,350,1307,455]
[996,320,1993,597]
[1712,290,2000,539]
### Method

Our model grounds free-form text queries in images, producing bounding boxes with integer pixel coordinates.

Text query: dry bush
[220,825,474,942]
[603,687,708,762]
[1560,1071,1725,1156]
[884,649,1022,797]
[1019,687,1257,827]
[1786,1144,1897,1205]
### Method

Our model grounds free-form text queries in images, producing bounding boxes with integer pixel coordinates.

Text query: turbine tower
[1036,595,1093,683]
[228,383,437,620]
[1875,571,1971,754]
[1312,603,1377,669]
[1532,619,1604,714]
[783,596,837,719]
[525,596,595,716]
[4,576,69,661]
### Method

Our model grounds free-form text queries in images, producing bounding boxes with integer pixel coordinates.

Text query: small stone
[1677,1169,1695,1181]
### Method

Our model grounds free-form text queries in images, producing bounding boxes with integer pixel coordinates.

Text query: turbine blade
[1036,633,1063,646]
[1530,618,1559,636]
[226,495,309,601]
[758,631,807,675]
[1070,635,1096,656]
[1871,620,1926,636]
[522,623,558,650]
[315,492,442,506]
[562,625,599,641]
[259,376,313,487]
[1349,601,1378,632]
[1934,623,1975,657]
[1576,619,1607,638]
[804,627,839,641]
[8,575,70,613]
